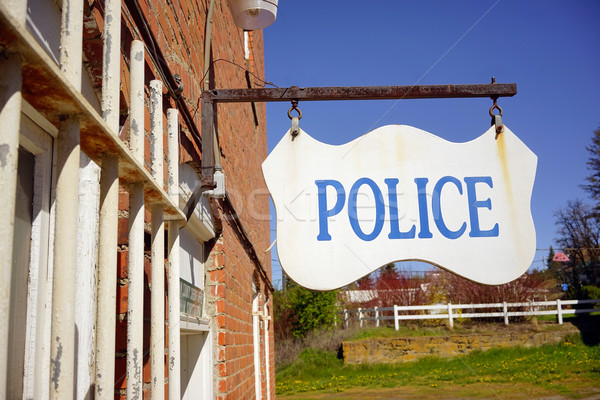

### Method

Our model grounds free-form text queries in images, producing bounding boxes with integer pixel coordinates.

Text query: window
[8,109,55,399]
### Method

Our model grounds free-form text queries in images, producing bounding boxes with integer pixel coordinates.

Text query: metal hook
[489,97,504,138]
[288,99,302,140]
[287,99,302,120]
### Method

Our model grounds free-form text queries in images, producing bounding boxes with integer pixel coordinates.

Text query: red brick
[116,283,128,314]
[115,356,127,389]
[119,191,129,210]
[115,317,127,353]
[117,217,129,245]
[117,250,128,279]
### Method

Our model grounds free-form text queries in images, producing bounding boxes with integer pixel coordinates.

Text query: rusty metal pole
[206,83,517,103]
[0,2,28,399]
[149,80,165,399]
[186,82,517,218]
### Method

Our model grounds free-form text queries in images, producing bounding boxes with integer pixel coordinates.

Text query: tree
[377,263,400,285]
[582,126,600,207]
[285,284,339,338]
[374,264,428,307]
[545,246,564,281]
[355,272,375,289]
[554,199,600,287]
[426,269,549,322]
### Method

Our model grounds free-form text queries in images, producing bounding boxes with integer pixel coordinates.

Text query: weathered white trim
[252,281,262,400]
[127,183,145,400]
[0,50,24,400]
[101,0,121,134]
[75,154,100,400]
[167,108,181,400]
[180,315,210,333]
[95,154,118,400]
[50,116,81,400]
[129,40,145,163]
[20,113,53,400]
[263,304,271,400]
[150,204,165,399]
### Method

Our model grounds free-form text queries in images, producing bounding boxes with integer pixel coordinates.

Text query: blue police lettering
[315,176,499,241]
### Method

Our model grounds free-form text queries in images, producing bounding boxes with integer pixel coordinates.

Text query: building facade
[0,0,273,398]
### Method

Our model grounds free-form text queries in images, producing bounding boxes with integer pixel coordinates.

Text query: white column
[393,305,399,331]
[447,303,454,329]
[127,183,144,400]
[50,0,83,398]
[50,116,80,400]
[126,35,145,400]
[556,299,563,325]
[503,302,509,326]
[252,291,262,400]
[150,80,165,398]
[263,304,271,400]
[0,41,24,400]
[167,108,181,400]
[95,155,118,399]
[95,0,123,396]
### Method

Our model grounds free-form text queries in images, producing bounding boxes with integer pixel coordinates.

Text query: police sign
[262,125,537,290]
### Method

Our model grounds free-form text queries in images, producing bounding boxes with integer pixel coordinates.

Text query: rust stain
[496,133,514,201]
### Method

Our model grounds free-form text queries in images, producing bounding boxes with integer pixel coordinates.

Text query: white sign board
[262,125,537,290]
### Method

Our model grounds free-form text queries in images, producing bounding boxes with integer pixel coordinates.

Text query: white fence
[339,299,600,330]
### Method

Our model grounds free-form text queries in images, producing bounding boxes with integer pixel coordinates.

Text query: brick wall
[84,0,273,398]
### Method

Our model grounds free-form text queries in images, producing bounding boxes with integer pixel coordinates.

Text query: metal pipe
[203,0,216,91]
[127,183,144,400]
[166,108,181,400]
[50,0,83,398]
[202,0,222,171]
[206,83,517,103]
[95,0,126,396]
[149,79,164,398]
[263,304,271,400]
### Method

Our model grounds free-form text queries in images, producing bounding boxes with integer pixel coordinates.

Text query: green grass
[276,334,600,397]
[537,310,600,322]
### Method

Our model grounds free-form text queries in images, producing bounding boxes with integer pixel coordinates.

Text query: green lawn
[276,329,600,399]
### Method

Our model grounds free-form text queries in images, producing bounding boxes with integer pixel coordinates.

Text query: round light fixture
[227,0,278,30]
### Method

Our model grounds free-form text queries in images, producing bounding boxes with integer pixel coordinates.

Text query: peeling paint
[130,119,139,136]
[51,337,63,390]
[132,347,141,399]
[0,144,9,166]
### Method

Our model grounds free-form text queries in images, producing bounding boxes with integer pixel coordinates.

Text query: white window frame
[19,102,57,400]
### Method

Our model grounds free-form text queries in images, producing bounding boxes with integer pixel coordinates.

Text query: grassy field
[276,318,600,399]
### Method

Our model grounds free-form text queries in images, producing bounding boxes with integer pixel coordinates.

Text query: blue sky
[262,0,600,289]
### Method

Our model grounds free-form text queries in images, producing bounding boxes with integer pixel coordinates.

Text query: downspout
[204,0,222,173]
[182,0,221,220]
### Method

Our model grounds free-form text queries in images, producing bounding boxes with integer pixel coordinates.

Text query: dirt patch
[279,382,600,400]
